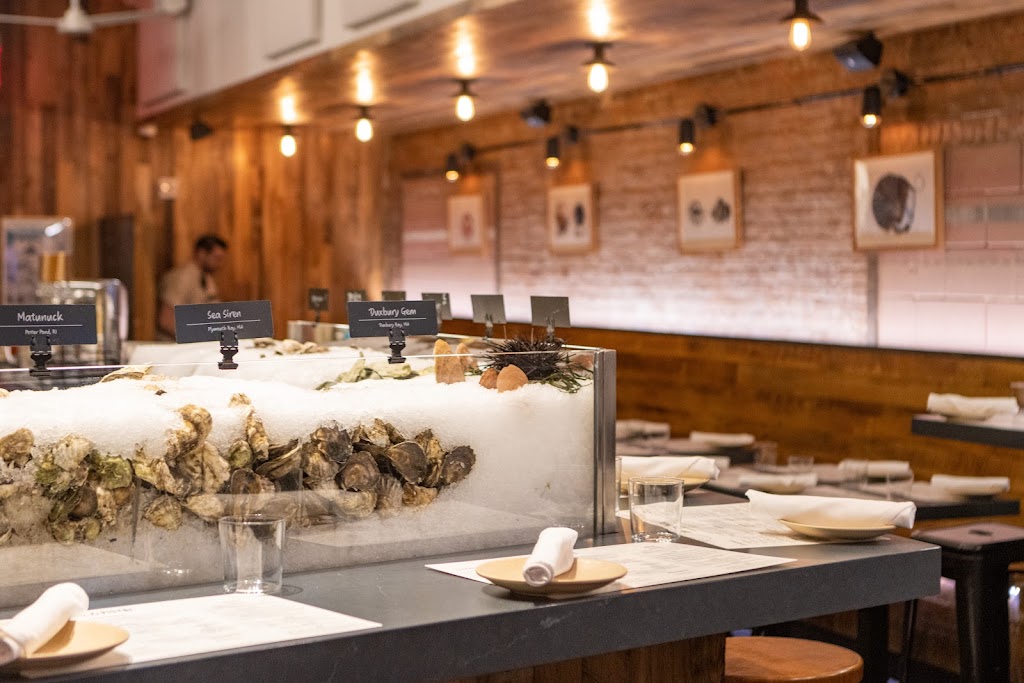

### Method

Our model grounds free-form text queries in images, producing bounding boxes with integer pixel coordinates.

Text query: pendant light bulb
[782,0,820,52]
[789,18,811,51]
[861,113,879,129]
[279,128,296,157]
[355,108,373,142]
[860,85,883,129]
[584,43,612,93]
[445,153,460,183]
[456,94,475,122]
[677,118,695,156]
[545,136,561,169]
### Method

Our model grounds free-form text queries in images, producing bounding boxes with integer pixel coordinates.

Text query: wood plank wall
[444,319,1024,524]
[0,0,145,329]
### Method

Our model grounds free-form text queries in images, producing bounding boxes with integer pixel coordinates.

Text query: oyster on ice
[402,483,438,507]
[383,442,428,484]
[338,451,380,491]
[227,440,254,470]
[200,443,231,493]
[99,365,152,382]
[440,446,476,486]
[133,455,189,497]
[185,494,225,522]
[168,405,213,460]
[144,496,183,530]
[88,453,133,490]
[375,474,404,516]
[0,428,33,467]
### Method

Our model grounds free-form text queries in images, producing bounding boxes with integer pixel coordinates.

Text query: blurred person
[157,235,228,340]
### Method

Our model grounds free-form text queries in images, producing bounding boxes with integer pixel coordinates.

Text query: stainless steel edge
[593,349,617,536]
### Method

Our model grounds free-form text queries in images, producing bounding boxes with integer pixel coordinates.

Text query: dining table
[3,489,938,683]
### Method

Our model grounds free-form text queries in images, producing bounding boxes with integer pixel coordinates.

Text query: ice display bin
[0,332,615,607]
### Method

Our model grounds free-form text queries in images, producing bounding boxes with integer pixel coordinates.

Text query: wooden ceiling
[152,0,1024,134]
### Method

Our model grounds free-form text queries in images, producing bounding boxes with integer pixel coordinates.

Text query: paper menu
[426,542,793,596]
[618,503,825,549]
[19,594,382,678]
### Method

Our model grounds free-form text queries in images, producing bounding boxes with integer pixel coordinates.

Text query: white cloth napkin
[522,527,578,587]
[616,420,670,441]
[689,431,755,447]
[931,474,1011,494]
[1,583,89,657]
[739,473,818,488]
[926,393,1018,420]
[839,459,911,477]
[746,490,917,528]
[620,456,720,488]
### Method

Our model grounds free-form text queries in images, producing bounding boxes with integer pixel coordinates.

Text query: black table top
[4,491,940,683]
[912,413,1024,450]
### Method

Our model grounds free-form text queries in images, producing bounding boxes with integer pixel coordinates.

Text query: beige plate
[9,621,129,670]
[934,484,1006,497]
[748,481,809,495]
[780,520,895,541]
[475,557,627,597]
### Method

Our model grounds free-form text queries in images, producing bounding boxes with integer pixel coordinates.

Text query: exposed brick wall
[389,10,1024,347]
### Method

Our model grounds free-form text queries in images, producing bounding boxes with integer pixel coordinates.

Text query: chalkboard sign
[421,292,452,321]
[346,300,438,338]
[0,304,97,346]
[381,290,407,301]
[471,294,507,324]
[530,296,571,329]
[345,290,367,303]
[308,288,329,312]
[174,300,274,343]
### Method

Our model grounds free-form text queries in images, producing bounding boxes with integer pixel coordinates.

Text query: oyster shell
[383,441,428,484]
[245,410,270,463]
[302,444,341,483]
[421,461,442,488]
[440,446,476,486]
[375,475,404,516]
[111,484,134,508]
[88,453,133,490]
[338,451,380,491]
[35,460,88,496]
[144,496,183,530]
[227,440,254,470]
[279,339,303,355]
[385,422,406,445]
[229,393,252,407]
[175,446,204,486]
[361,419,392,449]
[229,468,276,497]
[49,518,101,544]
[329,489,377,519]
[0,428,33,467]
[95,487,118,524]
[48,488,83,523]
[185,493,225,522]
[99,365,152,382]
[69,485,98,520]
[402,483,438,507]
[0,388,8,398]
[201,443,231,493]
[256,444,302,490]
[340,358,367,383]
[0,517,12,546]
[312,425,353,464]
[168,405,213,460]
[267,439,299,461]
[133,455,189,497]
[50,435,94,471]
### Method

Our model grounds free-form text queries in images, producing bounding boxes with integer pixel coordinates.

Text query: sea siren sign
[173,301,274,343]
[0,305,97,346]
[346,300,439,338]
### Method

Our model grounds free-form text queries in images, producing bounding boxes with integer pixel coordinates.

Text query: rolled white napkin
[739,473,818,488]
[926,393,1018,420]
[620,456,720,488]
[931,474,1011,494]
[689,431,756,447]
[522,527,578,587]
[746,490,916,528]
[839,459,911,477]
[1,583,89,657]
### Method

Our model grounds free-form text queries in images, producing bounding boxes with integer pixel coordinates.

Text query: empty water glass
[882,470,915,501]
[628,477,683,543]
[788,455,814,473]
[219,514,285,594]
[754,442,778,472]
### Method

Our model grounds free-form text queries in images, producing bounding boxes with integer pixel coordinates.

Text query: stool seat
[912,522,1024,683]
[724,636,863,683]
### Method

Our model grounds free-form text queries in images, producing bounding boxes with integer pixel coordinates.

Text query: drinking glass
[753,441,778,472]
[219,514,285,594]
[787,455,814,473]
[882,470,914,501]
[628,477,683,543]
[839,460,869,490]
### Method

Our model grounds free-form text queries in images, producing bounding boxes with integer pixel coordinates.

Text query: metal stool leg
[895,599,917,682]
[951,556,1011,683]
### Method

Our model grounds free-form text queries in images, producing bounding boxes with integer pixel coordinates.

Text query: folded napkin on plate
[523,527,578,587]
[739,473,818,488]
[616,420,670,441]
[931,474,1011,494]
[689,431,756,447]
[620,456,720,486]
[926,393,1018,420]
[746,490,916,528]
[839,459,911,477]
[1,583,89,658]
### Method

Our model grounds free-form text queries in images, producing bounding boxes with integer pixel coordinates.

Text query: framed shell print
[677,170,741,251]
[853,150,942,250]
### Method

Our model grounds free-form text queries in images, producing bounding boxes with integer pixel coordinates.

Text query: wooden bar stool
[911,522,1024,683]
[724,636,863,682]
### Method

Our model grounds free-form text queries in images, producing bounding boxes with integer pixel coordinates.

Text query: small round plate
[475,557,627,597]
[746,481,809,495]
[12,621,129,669]
[933,483,1007,497]
[780,519,895,541]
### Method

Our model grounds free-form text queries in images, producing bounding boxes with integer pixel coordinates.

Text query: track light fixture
[445,153,460,182]
[782,0,821,52]
[861,86,882,128]
[678,118,695,155]
[355,106,373,142]
[584,42,613,93]
[545,136,561,169]
[279,126,297,157]
[455,79,476,122]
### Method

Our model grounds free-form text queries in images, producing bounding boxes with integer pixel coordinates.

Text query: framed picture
[677,170,741,251]
[447,194,486,255]
[1,216,74,304]
[853,150,942,250]
[547,183,595,253]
